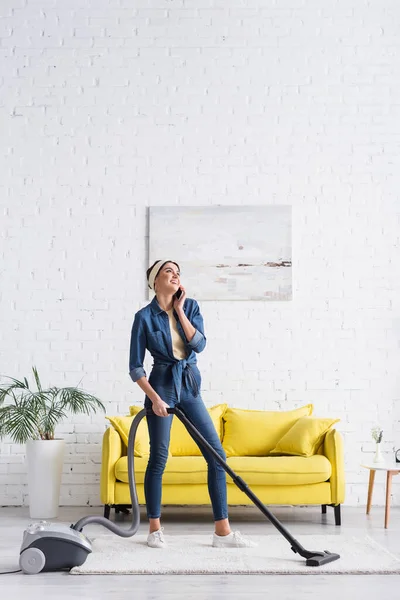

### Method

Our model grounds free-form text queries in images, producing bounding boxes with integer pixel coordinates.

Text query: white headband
[148,260,173,291]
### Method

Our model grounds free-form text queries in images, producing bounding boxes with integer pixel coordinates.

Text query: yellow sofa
[101,403,345,525]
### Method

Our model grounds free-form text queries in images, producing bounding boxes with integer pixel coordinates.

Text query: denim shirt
[129,296,206,403]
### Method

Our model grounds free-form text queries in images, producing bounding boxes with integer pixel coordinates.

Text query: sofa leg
[115,505,131,521]
[115,505,131,515]
[321,504,341,525]
[104,504,111,519]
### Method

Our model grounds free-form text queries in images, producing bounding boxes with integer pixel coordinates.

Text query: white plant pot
[26,439,65,519]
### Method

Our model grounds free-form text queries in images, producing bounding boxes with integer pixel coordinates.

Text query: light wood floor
[1,504,399,598]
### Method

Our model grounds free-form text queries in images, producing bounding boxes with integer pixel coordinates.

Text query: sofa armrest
[323,428,345,504]
[100,426,123,505]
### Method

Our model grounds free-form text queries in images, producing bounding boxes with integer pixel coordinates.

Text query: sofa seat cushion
[115,456,209,485]
[115,454,332,487]
[226,456,332,486]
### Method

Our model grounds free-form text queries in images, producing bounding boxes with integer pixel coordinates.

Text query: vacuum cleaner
[19,406,340,573]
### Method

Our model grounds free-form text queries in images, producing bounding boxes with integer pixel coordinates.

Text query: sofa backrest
[112,403,337,458]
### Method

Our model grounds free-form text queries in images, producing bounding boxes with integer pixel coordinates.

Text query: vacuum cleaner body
[19,521,92,574]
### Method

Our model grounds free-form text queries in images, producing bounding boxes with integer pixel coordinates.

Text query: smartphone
[174,288,183,300]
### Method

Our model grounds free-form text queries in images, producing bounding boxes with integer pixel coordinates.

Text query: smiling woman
[146,260,181,294]
[128,259,255,550]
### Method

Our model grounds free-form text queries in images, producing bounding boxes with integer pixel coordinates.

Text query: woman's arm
[174,290,206,353]
[129,313,147,383]
[129,312,169,416]
[135,376,161,404]
[137,377,170,417]
[175,307,196,342]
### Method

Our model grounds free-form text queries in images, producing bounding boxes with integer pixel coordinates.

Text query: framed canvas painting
[148,206,292,301]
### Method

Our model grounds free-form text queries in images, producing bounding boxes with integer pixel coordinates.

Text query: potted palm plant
[0,367,105,519]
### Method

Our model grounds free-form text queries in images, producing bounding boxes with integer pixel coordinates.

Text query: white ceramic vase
[373,442,385,465]
[26,439,65,519]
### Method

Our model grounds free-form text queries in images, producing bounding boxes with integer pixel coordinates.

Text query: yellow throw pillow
[222,404,314,457]
[269,416,340,458]
[169,403,228,456]
[128,405,173,457]
[106,411,150,458]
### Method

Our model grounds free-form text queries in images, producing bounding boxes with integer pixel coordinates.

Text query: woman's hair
[146,260,180,290]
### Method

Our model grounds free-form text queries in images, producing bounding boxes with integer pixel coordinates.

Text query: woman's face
[154,262,180,294]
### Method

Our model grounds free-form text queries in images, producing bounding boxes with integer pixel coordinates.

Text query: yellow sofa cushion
[105,412,151,458]
[114,454,332,487]
[269,417,340,458]
[169,403,227,456]
[128,403,227,457]
[227,455,332,486]
[115,456,209,485]
[222,404,313,457]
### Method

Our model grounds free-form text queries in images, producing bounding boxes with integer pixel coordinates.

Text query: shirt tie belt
[154,357,200,399]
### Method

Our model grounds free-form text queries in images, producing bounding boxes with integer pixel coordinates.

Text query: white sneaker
[147,527,167,549]
[212,530,257,548]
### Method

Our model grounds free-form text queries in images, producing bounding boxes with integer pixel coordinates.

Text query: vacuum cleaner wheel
[20,547,46,574]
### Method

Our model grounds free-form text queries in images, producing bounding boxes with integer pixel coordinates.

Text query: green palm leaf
[32,366,42,392]
[38,405,68,440]
[56,387,105,415]
[20,390,48,412]
[0,404,40,444]
[0,377,29,406]
[2,377,29,389]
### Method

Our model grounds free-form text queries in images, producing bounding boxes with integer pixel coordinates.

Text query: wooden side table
[361,463,400,528]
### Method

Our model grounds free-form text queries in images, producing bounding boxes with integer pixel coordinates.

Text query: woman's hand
[151,397,170,418]
[173,286,186,312]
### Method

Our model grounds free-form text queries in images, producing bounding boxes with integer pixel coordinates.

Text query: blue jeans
[144,388,228,521]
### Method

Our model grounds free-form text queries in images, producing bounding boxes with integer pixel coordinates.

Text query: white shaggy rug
[70,533,400,575]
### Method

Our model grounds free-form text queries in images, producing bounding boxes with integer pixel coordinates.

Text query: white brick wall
[1,0,400,508]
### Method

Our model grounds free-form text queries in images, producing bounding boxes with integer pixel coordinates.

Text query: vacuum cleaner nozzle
[305,551,341,567]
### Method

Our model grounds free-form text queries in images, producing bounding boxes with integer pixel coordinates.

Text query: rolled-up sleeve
[129,313,147,382]
[187,301,206,353]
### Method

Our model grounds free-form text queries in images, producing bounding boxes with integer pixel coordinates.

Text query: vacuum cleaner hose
[72,408,147,535]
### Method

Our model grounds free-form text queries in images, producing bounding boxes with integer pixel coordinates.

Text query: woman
[129,260,256,549]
